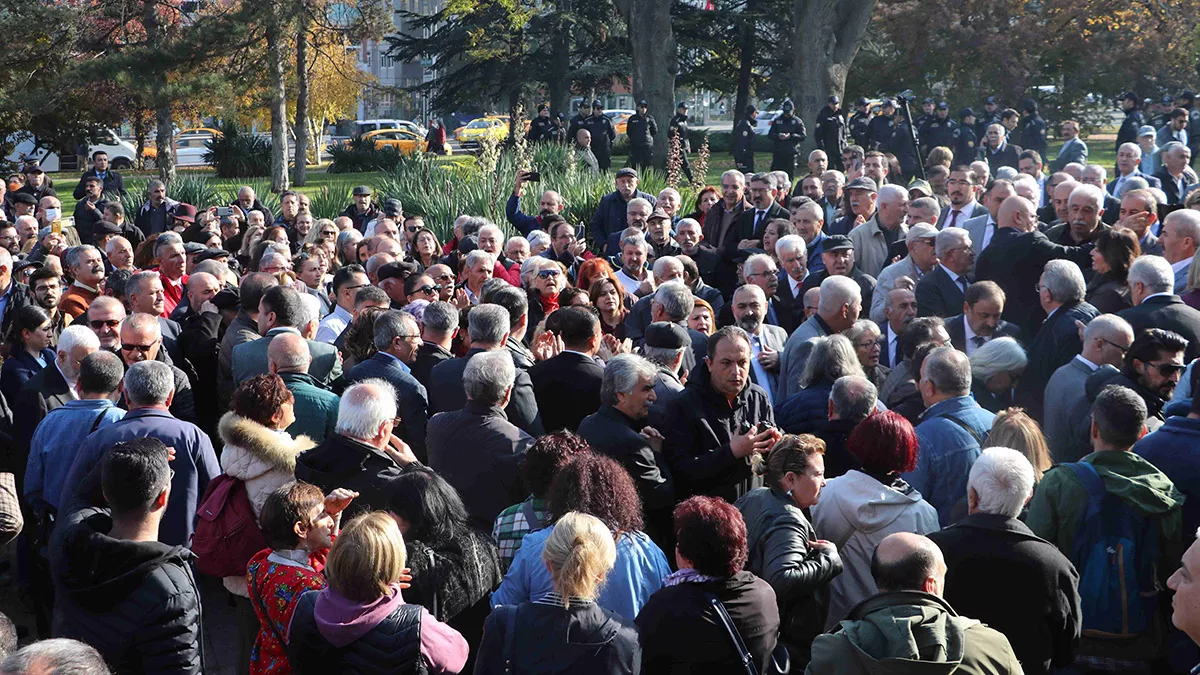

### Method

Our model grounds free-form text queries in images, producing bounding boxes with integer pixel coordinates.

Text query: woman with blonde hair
[477,512,641,674]
[286,512,469,674]
[989,407,1054,480]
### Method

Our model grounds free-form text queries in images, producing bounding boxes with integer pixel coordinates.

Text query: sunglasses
[406,226,420,232]
[121,343,155,353]
[89,319,121,329]
[416,285,439,295]
[433,274,454,282]
[537,269,561,279]
[1146,361,1187,377]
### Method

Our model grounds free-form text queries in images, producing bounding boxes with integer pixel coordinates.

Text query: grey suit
[777,315,830,403]
[748,324,787,402]
[935,201,988,230]
[1141,232,1164,257]
[1049,137,1088,173]
[1177,261,1192,294]
[1042,356,1096,459]
[959,214,994,257]
[871,256,923,324]
[232,327,343,388]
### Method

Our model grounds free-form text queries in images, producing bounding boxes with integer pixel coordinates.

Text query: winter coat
[1136,415,1200,540]
[774,380,835,435]
[294,433,414,520]
[475,601,640,675]
[810,469,940,630]
[217,412,314,597]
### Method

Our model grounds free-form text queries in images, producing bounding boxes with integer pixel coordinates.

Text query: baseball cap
[1122,92,1139,103]
[829,95,840,104]
[985,96,998,105]
[905,223,938,244]
[644,322,690,350]
[21,163,42,175]
[845,177,878,193]
[648,208,670,222]
[677,101,689,109]
[922,97,934,105]
[745,104,758,115]
[352,185,373,196]
[638,99,648,107]
[937,101,949,110]
[1139,125,1156,138]
[537,103,548,112]
[856,97,869,107]
[907,179,933,198]
[615,167,638,179]
[959,107,976,120]
[881,99,895,108]
[591,99,603,108]
[825,235,854,251]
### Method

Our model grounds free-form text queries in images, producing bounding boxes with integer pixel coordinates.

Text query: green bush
[327,137,411,174]
[204,122,272,178]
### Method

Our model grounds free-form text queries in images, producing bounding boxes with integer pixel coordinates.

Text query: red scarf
[540,292,560,315]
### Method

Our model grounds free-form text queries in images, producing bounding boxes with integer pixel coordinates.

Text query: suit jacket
[1049,137,1088,173]
[345,353,429,462]
[1140,231,1164,256]
[724,203,790,259]
[959,214,994,257]
[1042,357,1096,459]
[777,314,831,403]
[945,314,1022,353]
[231,327,342,388]
[982,143,1022,174]
[410,341,453,389]
[72,169,127,199]
[1155,168,1189,205]
[528,351,605,432]
[974,227,1093,340]
[1119,294,1200,362]
[1107,172,1162,198]
[1015,300,1100,422]
[915,265,968,318]
[774,271,807,333]
[577,405,675,539]
[428,347,543,436]
[935,201,988,230]
[747,325,787,401]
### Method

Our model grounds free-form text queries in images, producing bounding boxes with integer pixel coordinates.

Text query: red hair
[575,257,622,295]
[673,496,748,577]
[847,411,919,475]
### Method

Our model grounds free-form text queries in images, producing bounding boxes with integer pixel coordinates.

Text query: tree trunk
[548,12,571,119]
[790,0,876,157]
[293,12,310,187]
[143,0,175,183]
[265,0,290,192]
[733,0,757,130]
[617,0,676,170]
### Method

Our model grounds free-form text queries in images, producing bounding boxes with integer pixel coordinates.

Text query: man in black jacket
[1119,254,1200,362]
[72,150,127,200]
[929,447,1081,675]
[626,99,658,172]
[734,105,758,172]
[410,300,457,389]
[529,306,605,432]
[816,96,847,169]
[768,99,807,182]
[584,99,617,172]
[344,310,429,461]
[294,380,420,520]
[578,354,675,543]
[52,437,203,674]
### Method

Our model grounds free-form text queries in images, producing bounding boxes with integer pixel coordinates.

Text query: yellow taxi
[612,112,632,135]
[455,117,510,147]
[360,128,451,156]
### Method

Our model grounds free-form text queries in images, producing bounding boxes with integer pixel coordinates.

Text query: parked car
[754,110,782,136]
[360,128,452,156]
[606,110,635,136]
[354,119,423,136]
[455,117,510,148]
[6,129,138,172]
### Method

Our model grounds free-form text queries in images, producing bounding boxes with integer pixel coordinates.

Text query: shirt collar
[1171,258,1192,273]
[1144,291,1175,303]
[938,263,961,282]
[963,316,979,343]
[1075,354,1101,371]
[376,350,411,373]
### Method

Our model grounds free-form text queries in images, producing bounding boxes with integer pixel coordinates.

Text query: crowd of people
[0,89,1198,674]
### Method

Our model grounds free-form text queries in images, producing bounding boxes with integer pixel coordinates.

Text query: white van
[5,129,138,172]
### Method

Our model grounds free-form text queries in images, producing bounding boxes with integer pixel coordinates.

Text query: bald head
[998,194,1037,232]
[268,332,311,374]
[1052,179,1079,222]
[871,532,946,595]
[185,272,220,310]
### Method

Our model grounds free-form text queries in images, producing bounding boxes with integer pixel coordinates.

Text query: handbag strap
[704,592,759,675]
[500,604,519,675]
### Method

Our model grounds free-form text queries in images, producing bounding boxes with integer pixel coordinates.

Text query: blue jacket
[59,408,220,547]
[589,190,656,255]
[1135,415,1200,539]
[491,526,670,621]
[505,194,541,236]
[903,396,994,526]
[346,352,429,461]
[0,348,54,404]
[26,399,125,511]
[775,381,834,436]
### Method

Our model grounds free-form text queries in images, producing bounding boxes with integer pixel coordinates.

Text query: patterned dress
[245,548,327,675]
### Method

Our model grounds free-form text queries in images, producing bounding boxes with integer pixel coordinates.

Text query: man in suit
[1106,142,1162,198]
[1120,255,1200,362]
[1155,141,1193,206]
[232,286,343,388]
[529,306,605,432]
[959,179,1015,259]
[1042,315,1134,457]
[720,253,783,328]
[674,218,720,289]
[790,195,830,275]
[879,288,918,369]
[1080,165,1122,226]
[71,150,127,200]
[945,281,1021,356]
[1049,119,1088,173]
[625,256,686,345]
[729,284,787,402]
[935,166,989,230]
[1015,260,1100,422]
[871,225,939,324]
[976,194,1093,339]
[916,227,974,318]
[849,184,909,278]
[410,300,457,389]
[774,234,809,333]
[724,172,790,259]
[12,325,99,476]
[1160,208,1200,292]
[429,304,542,436]
[344,310,429,462]
[778,275,861,403]
[980,123,1022,174]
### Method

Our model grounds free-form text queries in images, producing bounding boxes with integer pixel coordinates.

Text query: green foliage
[204,122,273,178]
[305,181,357,220]
[327,137,427,174]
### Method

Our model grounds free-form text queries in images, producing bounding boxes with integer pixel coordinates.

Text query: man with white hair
[460,249,495,306]
[14,324,100,457]
[728,173,790,256]
[1120,253,1200,362]
[916,227,974,318]
[674,217,720,286]
[788,196,829,274]
[1154,141,1193,205]
[929,447,1082,674]
[774,234,809,332]
[625,256,686,346]
[1043,314,1135,455]
[872,224,938,324]
[1015,260,1099,421]
[1045,183,1110,247]
[778,275,862,402]
[819,375,877,477]
[849,184,909,278]
[1080,164,1123,225]
[1159,208,1200,291]
[614,233,652,297]
[344,310,429,460]
[477,223,521,286]
[1108,142,1162,198]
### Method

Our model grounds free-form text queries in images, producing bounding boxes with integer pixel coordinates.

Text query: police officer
[734,105,758,172]
[920,101,956,160]
[768,98,806,181]
[1116,92,1144,152]
[584,99,617,171]
[567,101,590,147]
[867,99,896,152]
[892,108,919,180]
[550,113,567,143]
[914,97,936,140]
[953,108,978,167]
[1019,99,1048,158]
[975,96,1001,139]
[626,99,658,172]
[849,97,871,149]
[526,104,555,143]
[669,101,694,183]
[816,95,848,170]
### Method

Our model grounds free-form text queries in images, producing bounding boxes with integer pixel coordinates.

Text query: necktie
[755,210,765,231]
[957,276,968,294]
[947,210,961,229]
[972,335,986,349]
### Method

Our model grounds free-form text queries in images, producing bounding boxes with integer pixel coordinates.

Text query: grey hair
[298,293,321,328]
[911,196,940,213]
[464,249,495,271]
[153,231,183,257]
[506,235,529,250]
[721,169,746,185]
[675,217,701,232]
[994,166,1019,181]
[626,197,652,214]
[652,281,694,322]
[830,375,877,422]
[267,334,311,372]
[1082,164,1107,182]
[817,275,861,315]
[57,324,100,356]
[478,224,503,242]
[742,253,774,279]
[336,229,363,250]
[935,227,970,259]
[124,360,175,406]
[423,301,459,334]
[877,183,908,204]
[63,245,99,272]
[968,447,1036,518]
[1166,208,1200,246]
[0,638,111,675]
[652,255,683,278]
[643,345,685,373]
[527,230,551,250]
[792,199,823,222]
[335,379,397,439]
[1127,254,1175,294]
[464,350,516,404]
[1083,313,1134,342]
[969,336,1027,381]
[467,304,510,345]
[750,172,777,189]
[774,234,807,259]
[1118,141,1143,159]
[372,310,418,351]
[798,334,865,389]
[125,311,161,338]
[845,319,882,344]
[1069,183,1105,211]
[619,233,649,253]
[519,256,558,287]
[600,353,658,406]
[1118,176,1150,198]
[923,346,971,396]
[1040,259,1086,304]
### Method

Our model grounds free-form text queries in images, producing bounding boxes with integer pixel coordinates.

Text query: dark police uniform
[867,112,895,153]
[733,117,756,172]
[768,111,806,181]
[975,110,1001,140]
[1185,97,1200,166]
[816,106,848,168]
[953,124,978,167]
[922,115,957,159]
[849,110,871,149]
[893,119,919,179]
[584,111,617,171]
[567,112,588,145]
[549,116,567,143]
[914,112,936,142]
[1116,107,1144,152]
[526,115,555,143]
[1019,112,1048,158]
[669,111,693,182]
[626,110,658,172]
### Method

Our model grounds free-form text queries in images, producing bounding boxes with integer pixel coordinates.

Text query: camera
[525,168,541,183]
[216,206,234,217]
[896,90,915,103]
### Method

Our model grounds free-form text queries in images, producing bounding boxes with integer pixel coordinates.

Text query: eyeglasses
[1146,361,1188,377]
[406,226,420,232]
[121,343,156,353]
[1102,338,1131,353]
[433,273,454,282]
[537,269,561,279]
[416,285,438,295]
[344,283,370,292]
[89,319,121,329]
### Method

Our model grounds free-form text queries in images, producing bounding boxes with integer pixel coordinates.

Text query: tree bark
[265,0,290,192]
[617,0,676,170]
[547,9,571,119]
[143,0,175,183]
[790,0,876,157]
[293,11,310,187]
[733,0,757,131]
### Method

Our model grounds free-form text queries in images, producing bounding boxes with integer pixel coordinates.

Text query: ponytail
[542,512,617,607]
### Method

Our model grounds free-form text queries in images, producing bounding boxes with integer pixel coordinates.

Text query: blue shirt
[376,350,411,374]
[26,399,125,511]
[903,396,995,525]
[491,526,670,620]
